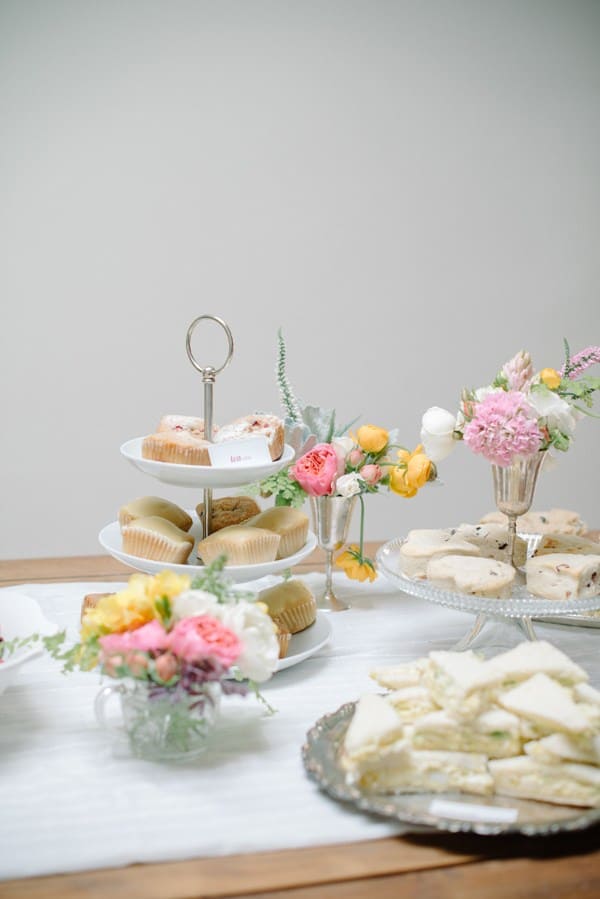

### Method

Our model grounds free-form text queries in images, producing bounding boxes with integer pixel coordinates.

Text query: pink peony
[167,615,241,668]
[463,390,543,467]
[360,463,383,486]
[289,443,339,496]
[99,620,169,656]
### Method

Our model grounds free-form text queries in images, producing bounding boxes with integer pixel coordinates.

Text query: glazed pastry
[196,525,280,566]
[398,529,481,578]
[195,496,261,532]
[213,414,285,461]
[245,507,309,559]
[118,497,193,532]
[258,579,317,634]
[142,431,211,466]
[455,523,527,568]
[480,509,587,536]
[121,516,194,563]
[426,555,516,599]
[525,553,600,600]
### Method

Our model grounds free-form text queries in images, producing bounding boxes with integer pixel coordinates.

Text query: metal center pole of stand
[202,367,216,540]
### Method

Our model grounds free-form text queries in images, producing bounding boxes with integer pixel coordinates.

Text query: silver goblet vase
[310,495,357,612]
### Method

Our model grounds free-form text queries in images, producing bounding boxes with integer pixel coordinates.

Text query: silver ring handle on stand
[185,316,235,540]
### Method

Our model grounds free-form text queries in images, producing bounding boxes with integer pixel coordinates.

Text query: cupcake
[121,516,194,563]
[258,579,317,634]
[196,525,281,566]
[118,497,193,532]
[195,496,261,532]
[245,507,309,559]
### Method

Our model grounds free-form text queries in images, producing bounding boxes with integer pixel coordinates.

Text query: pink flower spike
[502,351,533,392]
[560,346,600,380]
[463,390,542,467]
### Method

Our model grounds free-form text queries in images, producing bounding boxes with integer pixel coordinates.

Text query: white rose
[171,589,221,620]
[528,386,577,438]
[335,472,363,497]
[220,600,279,682]
[420,406,458,463]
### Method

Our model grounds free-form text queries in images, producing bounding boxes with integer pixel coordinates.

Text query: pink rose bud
[154,651,179,682]
[126,651,149,677]
[348,448,365,468]
[360,463,383,486]
[103,654,124,678]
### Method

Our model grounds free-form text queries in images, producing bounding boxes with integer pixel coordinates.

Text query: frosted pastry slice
[118,496,193,532]
[213,414,285,461]
[385,686,438,722]
[411,707,522,758]
[456,523,527,567]
[121,516,194,564]
[156,415,209,437]
[497,673,592,735]
[142,431,211,466]
[370,657,431,690]
[533,534,600,556]
[426,555,516,600]
[489,756,600,808]
[245,507,309,559]
[525,553,600,600]
[524,733,600,766]
[480,509,586,536]
[484,641,588,689]
[357,748,494,796]
[399,529,481,578]
[196,525,281,566]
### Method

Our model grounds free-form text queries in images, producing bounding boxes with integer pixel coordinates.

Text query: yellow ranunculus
[406,452,432,490]
[138,570,191,604]
[388,466,418,497]
[356,424,389,455]
[539,367,561,390]
[336,545,377,582]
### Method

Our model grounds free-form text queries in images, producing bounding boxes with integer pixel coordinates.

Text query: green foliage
[256,468,307,508]
[276,329,303,423]
[190,556,237,603]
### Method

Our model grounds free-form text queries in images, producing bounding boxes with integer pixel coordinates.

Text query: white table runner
[1,575,598,880]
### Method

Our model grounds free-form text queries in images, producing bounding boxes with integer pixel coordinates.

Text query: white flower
[335,472,363,497]
[420,406,458,463]
[220,601,279,682]
[474,385,502,403]
[331,436,355,471]
[528,385,578,439]
[171,589,221,620]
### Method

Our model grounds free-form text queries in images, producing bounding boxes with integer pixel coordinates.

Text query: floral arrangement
[10,562,279,744]
[255,331,438,582]
[421,341,600,468]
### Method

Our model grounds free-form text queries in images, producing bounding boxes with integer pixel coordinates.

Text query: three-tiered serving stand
[99,315,316,582]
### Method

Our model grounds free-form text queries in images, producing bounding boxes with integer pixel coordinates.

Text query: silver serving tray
[302,701,600,836]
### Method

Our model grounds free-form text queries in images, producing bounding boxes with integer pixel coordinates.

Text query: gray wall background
[1,0,599,559]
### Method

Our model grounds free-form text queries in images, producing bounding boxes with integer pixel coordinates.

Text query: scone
[142,431,211,466]
[121,516,194,563]
[213,414,285,461]
[426,554,516,599]
[455,523,527,568]
[118,497,193,532]
[399,529,481,578]
[533,534,600,557]
[195,496,261,532]
[245,507,309,559]
[196,525,280,566]
[480,509,586,535]
[258,579,317,634]
[525,553,600,600]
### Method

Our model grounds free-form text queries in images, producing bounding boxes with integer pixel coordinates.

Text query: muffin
[118,497,193,532]
[196,525,281,566]
[121,516,194,563]
[195,496,261,532]
[213,414,285,461]
[258,579,317,634]
[275,624,291,659]
[245,507,309,559]
[142,431,211,466]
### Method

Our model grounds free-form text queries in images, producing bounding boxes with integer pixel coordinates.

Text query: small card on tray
[428,799,519,824]
[207,437,271,467]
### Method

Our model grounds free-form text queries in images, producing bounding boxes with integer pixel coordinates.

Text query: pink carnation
[463,390,542,467]
[289,443,339,496]
[167,615,241,668]
[99,620,169,656]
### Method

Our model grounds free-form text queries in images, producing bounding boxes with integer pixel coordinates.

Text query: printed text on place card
[208,437,271,466]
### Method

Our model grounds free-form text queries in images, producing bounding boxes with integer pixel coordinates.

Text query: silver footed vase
[491,452,546,567]
[310,495,357,612]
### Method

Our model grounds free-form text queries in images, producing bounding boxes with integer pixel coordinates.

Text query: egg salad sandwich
[489,756,600,808]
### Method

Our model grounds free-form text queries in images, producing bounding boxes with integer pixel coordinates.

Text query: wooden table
[0,547,599,899]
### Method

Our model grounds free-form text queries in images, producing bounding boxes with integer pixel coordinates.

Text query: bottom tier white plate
[276,612,332,672]
[98,519,317,583]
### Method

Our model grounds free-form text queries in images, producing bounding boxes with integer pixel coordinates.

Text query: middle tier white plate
[99,519,317,583]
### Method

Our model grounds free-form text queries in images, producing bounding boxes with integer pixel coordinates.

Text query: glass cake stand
[376,536,600,650]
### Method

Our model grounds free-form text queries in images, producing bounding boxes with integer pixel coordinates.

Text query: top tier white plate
[120,438,295,487]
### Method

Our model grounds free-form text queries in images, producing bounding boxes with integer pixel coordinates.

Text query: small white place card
[207,436,272,467]
[428,799,519,824]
